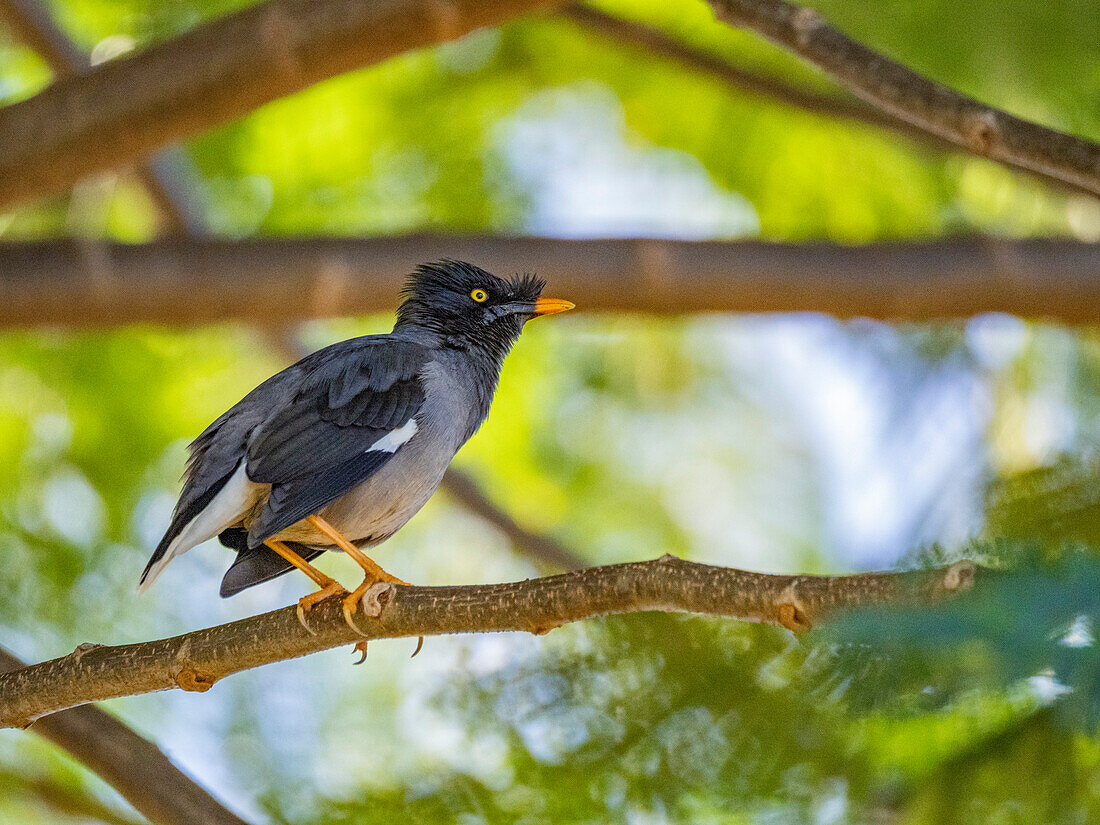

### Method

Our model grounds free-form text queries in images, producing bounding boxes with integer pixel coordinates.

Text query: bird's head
[395,260,573,358]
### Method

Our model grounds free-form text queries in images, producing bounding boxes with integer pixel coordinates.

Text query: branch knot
[961,110,1001,155]
[169,639,217,692]
[774,578,812,632]
[941,560,977,593]
[791,7,825,46]
[361,582,396,618]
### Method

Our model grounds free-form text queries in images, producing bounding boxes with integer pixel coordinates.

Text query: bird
[139,260,573,635]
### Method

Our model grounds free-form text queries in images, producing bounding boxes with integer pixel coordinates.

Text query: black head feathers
[394,260,551,360]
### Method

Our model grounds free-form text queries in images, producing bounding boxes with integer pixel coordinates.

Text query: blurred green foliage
[2,0,1100,823]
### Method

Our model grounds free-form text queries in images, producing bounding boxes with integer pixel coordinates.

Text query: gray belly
[266,355,482,549]
[269,434,454,548]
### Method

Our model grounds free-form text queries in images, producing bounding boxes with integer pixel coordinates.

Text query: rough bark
[0,648,252,825]
[706,0,1100,198]
[0,0,557,211]
[2,235,1100,327]
[0,556,979,729]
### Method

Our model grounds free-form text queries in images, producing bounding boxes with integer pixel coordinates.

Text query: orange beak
[532,298,575,316]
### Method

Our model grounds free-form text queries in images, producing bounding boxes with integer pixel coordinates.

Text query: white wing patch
[367,418,418,453]
[138,462,257,593]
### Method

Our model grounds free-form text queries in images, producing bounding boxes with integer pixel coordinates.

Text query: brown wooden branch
[562,6,915,138]
[3,235,1100,326]
[0,648,252,825]
[0,556,979,729]
[441,468,587,571]
[705,0,1100,199]
[0,0,558,212]
[0,0,208,235]
[562,6,1084,195]
[0,0,85,69]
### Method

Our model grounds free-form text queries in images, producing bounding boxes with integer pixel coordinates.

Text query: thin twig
[0,556,980,729]
[0,647,253,825]
[706,0,1100,198]
[3,235,1100,326]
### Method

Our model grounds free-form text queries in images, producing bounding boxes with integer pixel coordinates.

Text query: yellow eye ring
[470,288,488,303]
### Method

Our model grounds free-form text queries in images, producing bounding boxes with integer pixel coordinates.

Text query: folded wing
[244,340,428,547]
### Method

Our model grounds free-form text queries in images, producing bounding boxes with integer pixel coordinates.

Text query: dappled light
[0,0,1099,823]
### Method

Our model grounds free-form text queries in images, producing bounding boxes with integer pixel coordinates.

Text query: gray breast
[309,353,496,546]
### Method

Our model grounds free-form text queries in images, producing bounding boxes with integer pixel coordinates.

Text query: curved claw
[352,641,368,665]
[411,636,424,658]
[342,595,370,638]
[296,604,318,636]
[294,580,348,636]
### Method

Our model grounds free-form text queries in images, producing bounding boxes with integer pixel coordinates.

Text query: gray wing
[244,339,428,547]
[139,360,305,588]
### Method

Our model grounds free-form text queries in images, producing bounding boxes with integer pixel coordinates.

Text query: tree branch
[0,556,979,729]
[3,235,1100,326]
[561,6,918,139]
[563,6,1088,195]
[705,0,1100,199]
[0,0,557,212]
[0,0,209,235]
[0,648,252,825]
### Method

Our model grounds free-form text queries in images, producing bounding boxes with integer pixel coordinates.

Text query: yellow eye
[470,288,488,303]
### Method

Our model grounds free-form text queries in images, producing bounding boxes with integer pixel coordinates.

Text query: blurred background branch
[440,468,587,572]
[0,0,209,237]
[0,0,559,211]
[0,647,253,825]
[0,0,1096,215]
[2,235,1099,326]
[0,768,144,825]
[563,6,945,149]
[707,0,1100,198]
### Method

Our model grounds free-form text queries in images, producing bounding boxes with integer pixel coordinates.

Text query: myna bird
[139,260,573,633]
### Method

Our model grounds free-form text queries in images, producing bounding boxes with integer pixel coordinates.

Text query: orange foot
[296,580,348,635]
[263,538,350,635]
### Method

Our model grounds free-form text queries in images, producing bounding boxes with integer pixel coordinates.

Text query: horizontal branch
[707,0,1100,198]
[0,556,978,728]
[0,648,252,825]
[0,0,555,211]
[2,235,1100,326]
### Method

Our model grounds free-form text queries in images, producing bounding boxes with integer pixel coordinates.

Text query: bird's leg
[264,539,347,634]
[305,515,408,635]
[305,514,408,584]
